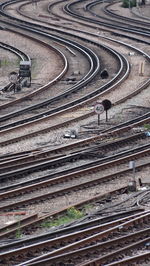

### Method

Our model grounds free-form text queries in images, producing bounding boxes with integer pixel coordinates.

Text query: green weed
[41,207,84,229]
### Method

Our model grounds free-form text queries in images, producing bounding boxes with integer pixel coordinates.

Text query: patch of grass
[41,207,84,229]
[15,221,22,239]
[0,59,10,66]
[0,59,19,67]
[144,124,150,130]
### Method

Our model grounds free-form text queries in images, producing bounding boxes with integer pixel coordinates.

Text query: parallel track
[0,1,149,265]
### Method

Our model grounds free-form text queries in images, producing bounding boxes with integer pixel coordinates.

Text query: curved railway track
[0,41,30,62]
[0,4,148,149]
[0,26,127,123]
[0,26,98,110]
[65,0,150,37]
[0,40,31,92]
[104,1,150,25]
[0,1,149,265]
[0,1,148,151]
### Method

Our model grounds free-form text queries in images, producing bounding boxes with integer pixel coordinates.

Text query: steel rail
[0,26,92,109]
[0,189,148,243]
[0,211,149,263]
[0,0,148,135]
[0,138,149,181]
[0,6,103,112]
[21,0,150,33]
[23,230,150,265]
[10,212,150,266]
[0,31,149,145]
[104,1,150,26]
[0,2,149,264]
[0,105,149,152]
[0,187,128,242]
[0,150,149,198]
[78,238,150,266]
[0,41,30,62]
[0,131,146,169]
[0,161,149,210]
[47,0,150,46]
[0,130,146,161]
[0,2,148,153]
[0,1,149,196]
[0,159,148,196]
[0,0,129,120]
[0,26,100,123]
[0,39,148,149]
[29,0,150,45]
[0,31,147,133]
[0,28,69,108]
[105,252,150,266]
[0,213,38,239]
[0,147,149,211]
[0,45,126,137]
[1,24,118,119]
[0,40,31,92]
[0,208,145,246]
[64,0,150,37]
[6,0,150,46]
[86,0,150,28]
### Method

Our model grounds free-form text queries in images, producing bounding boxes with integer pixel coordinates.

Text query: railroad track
[0,26,96,110]
[0,131,149,181]
[0,1,148,160]
[0,131,146,172]
[0,28,148,148]
[0,41,30,62]
[65,0,150,37]
[0,41,31,92]
[0,210,149,265]
[1,1,150,265]
[0,26,126,125]
[104,1,150,26]
[0,186,129,240]
[0,0,148,130]
[0,0,149,218]
[0,141,149,210]
[0,29,68,111]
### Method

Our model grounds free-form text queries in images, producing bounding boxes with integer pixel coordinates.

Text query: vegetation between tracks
[144,124,150,130]
[40,206,90,229]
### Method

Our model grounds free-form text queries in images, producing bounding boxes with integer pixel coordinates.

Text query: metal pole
[106,110,108,122]
[133,163,136,181]
[98,114,100,125]
[128,161,136,191]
